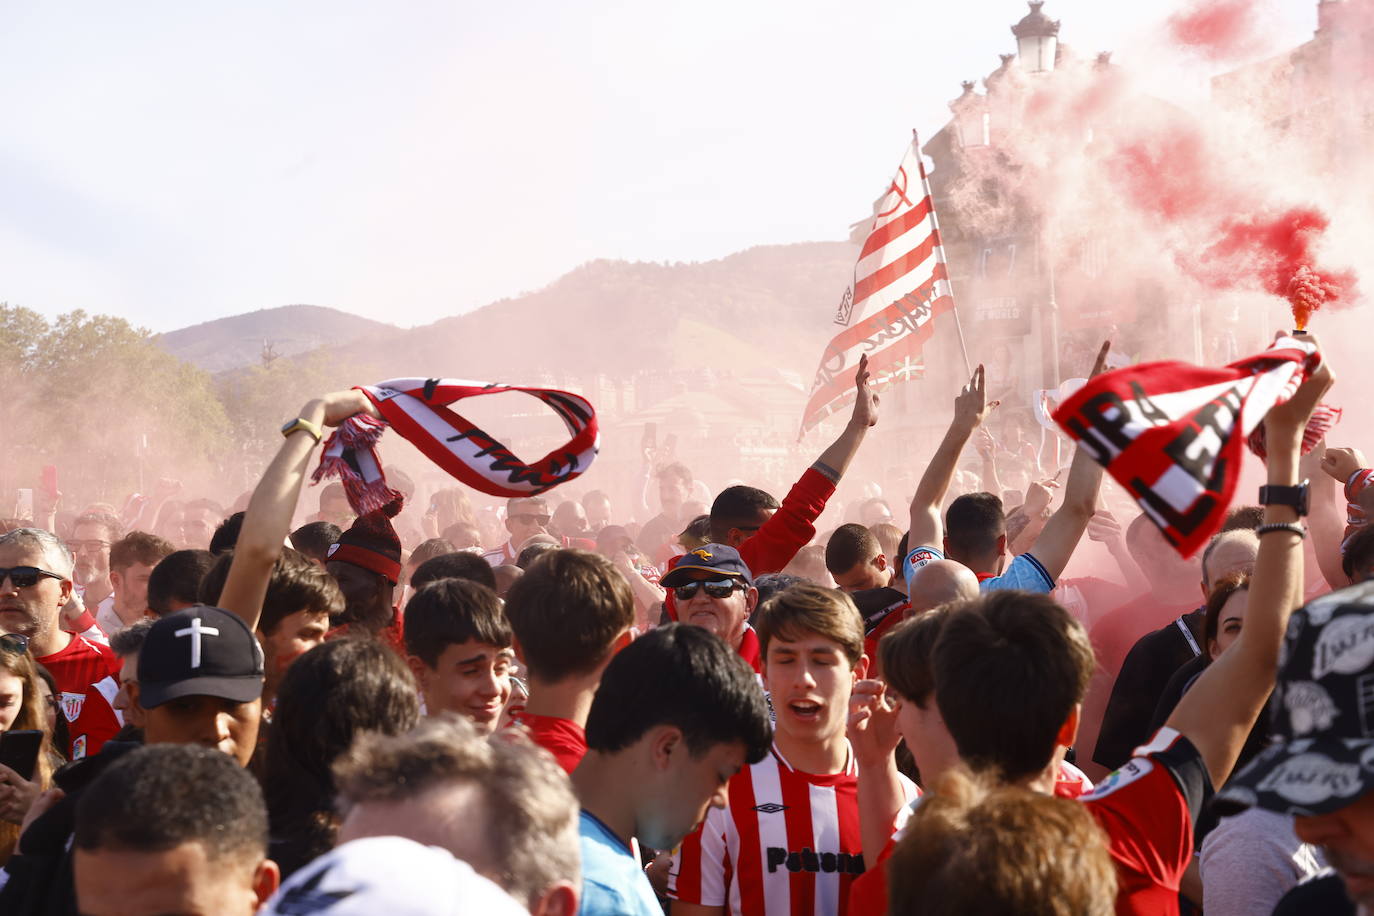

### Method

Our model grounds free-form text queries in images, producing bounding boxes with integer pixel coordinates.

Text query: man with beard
[0,527,120,759]
[67,512,121,617]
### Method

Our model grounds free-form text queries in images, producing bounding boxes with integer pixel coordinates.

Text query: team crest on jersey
[753,803,789,814]
[1083,757,1154,801]
[60,691,86,723]
[72,735,87,760]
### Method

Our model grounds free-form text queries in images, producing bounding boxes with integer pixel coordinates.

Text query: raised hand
[953,365,998,432]
[320,390,382,427]
[1321,446,1366,483]
[974,427,996,460]
[1088,340,1112,378]
[849,354,879,429]
[847,678,902,766]
[1266,333,1334,439]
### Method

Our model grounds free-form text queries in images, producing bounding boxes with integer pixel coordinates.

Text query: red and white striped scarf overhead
[1052,334,1322,557]
[800,133,954,435]
[313,378,599,514]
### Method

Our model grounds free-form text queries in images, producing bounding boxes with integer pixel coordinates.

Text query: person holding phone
[0,633,58,863]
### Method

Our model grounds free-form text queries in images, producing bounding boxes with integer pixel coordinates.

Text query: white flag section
[800,134,954,434]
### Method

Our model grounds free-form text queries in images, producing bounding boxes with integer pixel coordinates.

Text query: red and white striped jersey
[36,633,122,760]
[669,742,917,916]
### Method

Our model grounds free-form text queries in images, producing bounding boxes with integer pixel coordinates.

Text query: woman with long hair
[0,636,61,862]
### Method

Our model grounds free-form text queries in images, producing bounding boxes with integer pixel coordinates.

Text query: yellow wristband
[280,417,324,444]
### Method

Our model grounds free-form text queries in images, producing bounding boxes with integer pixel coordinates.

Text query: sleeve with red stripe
[738,467,837,576]
[668,804,729,907]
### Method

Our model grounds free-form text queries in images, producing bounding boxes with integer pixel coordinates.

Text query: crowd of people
[0,333,1371,915]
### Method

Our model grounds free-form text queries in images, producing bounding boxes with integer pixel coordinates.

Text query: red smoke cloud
[1167,0,1264,61]
[1193,208,1357,330]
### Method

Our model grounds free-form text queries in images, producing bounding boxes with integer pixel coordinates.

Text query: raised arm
[908,366,996,552]
[1023,342,1111,581]
[975,428,1003,496]
[1317,445,1367,588]
[217,390,380,631]
[1166,340,1333,790]
[1307,441,1346,589]
[813,354,879,478]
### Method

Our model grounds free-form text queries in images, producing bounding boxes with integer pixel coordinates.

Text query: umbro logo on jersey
[752,802,789,814]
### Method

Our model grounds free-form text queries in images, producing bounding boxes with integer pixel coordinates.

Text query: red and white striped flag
[800,133,954,434]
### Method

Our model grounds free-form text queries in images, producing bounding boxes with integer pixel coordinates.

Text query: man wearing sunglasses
[0,528,121,761]
[660,545,761,670]
[481,496,551,568]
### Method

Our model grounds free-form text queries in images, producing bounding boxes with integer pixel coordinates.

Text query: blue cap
[661,544,754,587]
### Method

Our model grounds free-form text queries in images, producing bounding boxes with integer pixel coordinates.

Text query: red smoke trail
[1167,0,1263,61]
[1194,207,1357,330]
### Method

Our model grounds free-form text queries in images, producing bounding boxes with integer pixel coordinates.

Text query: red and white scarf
[1052,334,1321,557]
[313,378,599,514]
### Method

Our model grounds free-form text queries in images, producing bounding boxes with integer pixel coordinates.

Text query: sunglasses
[0,567,64,589]
[673,578,742,601]
[511,514,551,526]
[0,633,31,655]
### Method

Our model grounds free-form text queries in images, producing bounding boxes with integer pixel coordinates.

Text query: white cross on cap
[174,616,221,669]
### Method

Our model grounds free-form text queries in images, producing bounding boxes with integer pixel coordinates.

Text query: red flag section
[1051,334,1320,557]
[801,134,953,435]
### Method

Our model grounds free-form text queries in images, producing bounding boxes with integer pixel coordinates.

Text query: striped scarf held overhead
[313,378,599,514]
[1053,334,1325,558]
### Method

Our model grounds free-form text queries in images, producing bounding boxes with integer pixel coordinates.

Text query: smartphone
[641,423,657,453]
[0,729,42,782]
[41,465,58,501]
[14,489,33,522]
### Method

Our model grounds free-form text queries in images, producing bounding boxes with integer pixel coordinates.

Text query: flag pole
[913,129,973,377]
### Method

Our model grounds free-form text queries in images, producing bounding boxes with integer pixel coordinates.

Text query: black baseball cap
[1216,580,1374,816]
[137,605,265,708]
[661,544,754,588]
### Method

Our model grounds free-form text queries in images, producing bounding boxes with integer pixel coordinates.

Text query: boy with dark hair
[146,549,215,616]
[410,550,498,592]
[824,523,890,592]
[575,623,771,916]
[97,531,174,637]
[403,578,514,734]
[503,548,634,772]
[209,511,246,554]
[199,548,341,709]
[287,520,341,566]
[73,744,279,916]
[670,583,917,915]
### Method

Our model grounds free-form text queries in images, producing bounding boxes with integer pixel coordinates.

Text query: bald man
[863,559,982,673]
[908,559,981,615]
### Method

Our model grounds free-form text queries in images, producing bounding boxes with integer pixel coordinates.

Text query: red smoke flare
[1168,0,1263,61]
[1194,207,1357,329]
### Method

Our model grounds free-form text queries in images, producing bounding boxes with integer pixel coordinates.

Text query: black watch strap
[1258,481,1310,517]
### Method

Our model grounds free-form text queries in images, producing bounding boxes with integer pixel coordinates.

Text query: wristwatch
[280,417,324,444]
[1258,480,1310,517]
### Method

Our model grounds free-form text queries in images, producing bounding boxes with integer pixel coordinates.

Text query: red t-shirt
[511,712,587,774]
[847,761,1097,915]
[1083,727,1208,914]
[37,633,121,760]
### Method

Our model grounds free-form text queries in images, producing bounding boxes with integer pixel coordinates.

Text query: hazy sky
[0,1,1317,332]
